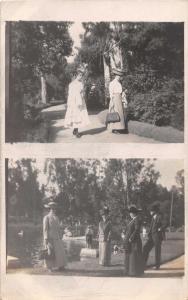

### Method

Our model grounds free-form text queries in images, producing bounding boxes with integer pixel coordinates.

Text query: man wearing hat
[143,204,165,270]
[107,68,128,134]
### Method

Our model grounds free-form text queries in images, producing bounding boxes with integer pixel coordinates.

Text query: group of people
[42,201,165,276]
[64,67,128,138]
[98,205,165,277]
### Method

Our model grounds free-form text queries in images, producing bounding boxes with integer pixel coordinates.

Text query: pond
[7,226,97,268]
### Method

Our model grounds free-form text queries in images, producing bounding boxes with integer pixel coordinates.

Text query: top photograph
[5,21,184,143]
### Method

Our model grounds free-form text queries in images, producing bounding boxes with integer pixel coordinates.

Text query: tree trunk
[103,54,111,107]
[41,76,47,104]
[109,42,123,70]
[109,23,124,70]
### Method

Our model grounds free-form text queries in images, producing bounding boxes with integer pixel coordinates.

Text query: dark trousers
[143,237,162,268]
[86,234,92,248]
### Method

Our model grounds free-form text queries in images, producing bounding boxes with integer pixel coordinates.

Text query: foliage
[74,22,112,107]
[75,22,184,130]
[7,159,184,230]
[175,169,184,195]
[8,159,43,222]
[9,21,73,126]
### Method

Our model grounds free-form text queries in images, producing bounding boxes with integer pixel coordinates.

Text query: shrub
[128,88,184,130]
[123,71,184,131]
[84,75,105,109]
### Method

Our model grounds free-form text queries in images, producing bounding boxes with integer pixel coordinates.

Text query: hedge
[98,110,184,143]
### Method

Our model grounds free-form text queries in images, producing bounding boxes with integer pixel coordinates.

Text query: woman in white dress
[64,71,90,138]
[43,201,67,272]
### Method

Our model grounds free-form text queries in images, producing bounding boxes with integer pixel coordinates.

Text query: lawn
[97,110,184,143]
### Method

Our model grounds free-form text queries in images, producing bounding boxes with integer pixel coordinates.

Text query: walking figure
[64,68,90,138]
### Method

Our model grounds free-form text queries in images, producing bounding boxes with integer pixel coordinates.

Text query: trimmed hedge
[98,110,184,143]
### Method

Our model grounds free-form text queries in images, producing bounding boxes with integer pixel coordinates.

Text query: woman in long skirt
[98,207,112,266]
[108,68,127,134]
[64,71,90,138]
[43,201,67,272]
[123,206,144,277]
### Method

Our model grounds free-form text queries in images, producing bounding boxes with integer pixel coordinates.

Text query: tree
[8,159,43,222]
[175,169,184,195]
[100,159,160,225]
[77,22,127,106]
[43,159,103,224]
[9,21,73,124]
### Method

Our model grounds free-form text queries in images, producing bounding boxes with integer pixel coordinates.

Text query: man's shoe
[76,133,82,138]
[112,130,120,134]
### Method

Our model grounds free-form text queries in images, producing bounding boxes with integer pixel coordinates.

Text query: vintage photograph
[5,21,184,143]
[6,158,184,278]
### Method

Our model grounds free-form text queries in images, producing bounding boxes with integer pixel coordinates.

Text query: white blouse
[109,78,122,99]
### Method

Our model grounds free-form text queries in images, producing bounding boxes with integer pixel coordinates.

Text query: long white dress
[43,211,67,269]
[108,78,126,130]
[64,78,90,129]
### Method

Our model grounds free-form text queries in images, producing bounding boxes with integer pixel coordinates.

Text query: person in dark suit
[143,204,165,270]
[123,206,144,277]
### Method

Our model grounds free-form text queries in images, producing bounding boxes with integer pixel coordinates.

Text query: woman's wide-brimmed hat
[44,201,58,209]
[112,68,125,76]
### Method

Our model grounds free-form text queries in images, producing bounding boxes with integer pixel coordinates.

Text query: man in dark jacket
[143,204,165,270]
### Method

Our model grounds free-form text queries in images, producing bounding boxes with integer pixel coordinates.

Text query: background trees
[8,159,43,223]
[8,21,73,129]
[7,159,184,231]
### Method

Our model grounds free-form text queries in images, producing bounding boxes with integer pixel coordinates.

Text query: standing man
[143,204,165,270]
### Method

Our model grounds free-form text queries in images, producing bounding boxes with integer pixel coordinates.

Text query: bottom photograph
[6,158,184,277]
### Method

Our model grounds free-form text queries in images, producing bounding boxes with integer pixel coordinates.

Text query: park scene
[6,158,184,277]
[5,21,184,143]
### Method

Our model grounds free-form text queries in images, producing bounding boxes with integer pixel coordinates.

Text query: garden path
[42,104,159,143]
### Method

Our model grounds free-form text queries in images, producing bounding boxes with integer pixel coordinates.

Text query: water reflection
[7,226,96,268]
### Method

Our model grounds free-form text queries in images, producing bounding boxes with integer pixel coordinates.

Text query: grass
[98,110,184,143]
[18,117,50,143]
[128,120,184,143]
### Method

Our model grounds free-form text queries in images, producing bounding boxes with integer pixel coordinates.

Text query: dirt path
[42,104,160,143]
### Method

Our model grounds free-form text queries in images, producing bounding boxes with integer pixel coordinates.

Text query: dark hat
[101,206,110,216]
[44,201,58,209]
[128,206,139,214]
[112,68,125,76]
[150,204,160,213]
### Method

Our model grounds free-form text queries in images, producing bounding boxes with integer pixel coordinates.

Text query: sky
[67,22,85,63]
[154,159,183,189]
[35,159,184,191]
